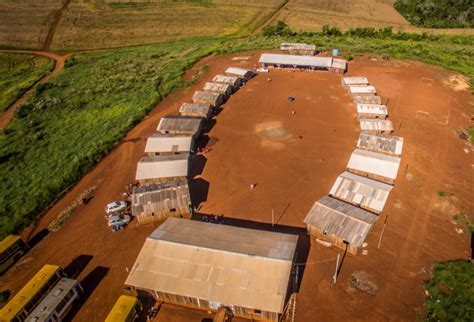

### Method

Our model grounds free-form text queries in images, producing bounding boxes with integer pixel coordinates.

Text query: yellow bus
[0,235,28,275]
[0,264,64,322]
[105,295,141,322]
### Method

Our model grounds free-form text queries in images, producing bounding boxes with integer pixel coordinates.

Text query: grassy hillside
[0,53,54,112]
[394,0,473,28]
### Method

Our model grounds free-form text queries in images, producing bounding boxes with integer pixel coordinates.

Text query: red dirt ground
[0,51,472,322]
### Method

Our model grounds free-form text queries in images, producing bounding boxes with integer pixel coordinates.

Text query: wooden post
[333,254,340,284]
[271,208,274,228]
[378,214,389,250]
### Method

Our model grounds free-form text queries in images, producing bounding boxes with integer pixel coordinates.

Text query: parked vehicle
[105,201,128,214]
[256,67,269,73]
[108,214,131,228]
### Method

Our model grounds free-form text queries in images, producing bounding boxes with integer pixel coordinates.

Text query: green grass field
[0,53,53,112]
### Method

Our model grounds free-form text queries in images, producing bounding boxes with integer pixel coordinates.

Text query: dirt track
[0,51,472,321]
[0,50,68,128]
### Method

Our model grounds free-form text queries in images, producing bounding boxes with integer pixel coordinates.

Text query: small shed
[357,132,404,156]
[156,116,202,136]
[202,82,233,98]
[341,76,369,89]
[259,53,333,70]
[225,67,254,80]
[348,85,377,96]
[352,95,382,105]
[359,119,393,134]
[212,74,243,90]
[192,91,224,107]
[356,103,388,120]
[347,149,401,184]
[131,179,191,224]
[179,103,212,119]
[329,171,393,214]
[303,196,378,255]
[144,133,194,156]
[126,217,298,321]
[330,58,347,74]
[135,154,189,185]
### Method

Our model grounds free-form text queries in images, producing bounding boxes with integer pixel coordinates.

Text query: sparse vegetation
[394,0,473,28]
[438,191,446,197]
[424,260,474,321]
[0,53,53,112]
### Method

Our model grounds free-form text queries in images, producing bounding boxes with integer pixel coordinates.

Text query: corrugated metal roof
[179,103,212,118]
[329,171,393,213]
[125,218,298,313]
[347,149,401,180]
[303,196,378,247]
[259,53,333,68]
[356,103,388,116]
[349,85,376,94]
[144,133,193,153]
[157,116,202,135]
[203,82,232,94]
[135,154,189,180]
[131,179,191,216]
[357,132,404,155]
[225,67,254,77]
[353,95,382,105]
[360,119,393,132]
[342,77,369,86]
[212,74,240,86]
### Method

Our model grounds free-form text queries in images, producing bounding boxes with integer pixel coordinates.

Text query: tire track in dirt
[0,50,69,128]
[252,0,290,35]
[44,0,71,50]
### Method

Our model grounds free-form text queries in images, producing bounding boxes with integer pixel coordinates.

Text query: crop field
[0,0,62,49]
[276,0,474,35]
[51,2,277,50]
[0,53,53,112]
[0,37,219,237]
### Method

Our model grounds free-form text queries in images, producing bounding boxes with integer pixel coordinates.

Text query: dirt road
[0,52,471,321]
[0,50,68,128]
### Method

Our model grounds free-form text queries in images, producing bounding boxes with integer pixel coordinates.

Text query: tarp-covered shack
[347,149,401,184]
[202,82,232,98]
[192,91,224,107]
[157,116,202,136]
[125,217,298,322]
[348,85,377,96]
[280,42,316,55]
[352,95,382,105]
[357,132,404,156]
[341,76,369,89]
[131,179,191,224]
[259,53,332,70]
[359,119,393,134]
[225,67,254,80]
[212,74,243,90]
[329,171,393,214]
[303,196,378,255]
[330,58,347,74]
[356,103,388,120]
[144,133,194,155]
[135,154,189,185]
[179,103,212,119]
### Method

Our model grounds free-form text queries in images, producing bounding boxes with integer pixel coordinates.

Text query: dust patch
[442,75,470,91]
[255,121,292,150]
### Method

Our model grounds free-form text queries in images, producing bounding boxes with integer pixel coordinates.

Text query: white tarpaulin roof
[144,133,193,153]
[349,85,377,94]
[125,218,298,314]
[347,149,401,180]
[342,76,369,86]
[357,132,404,156]
[135,154,189,180]
[356,103,388,116]
[360,119,393,132]
[259,53,333,68]
[329,171,393,213]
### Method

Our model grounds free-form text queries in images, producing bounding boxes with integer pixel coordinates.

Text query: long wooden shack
[303,196,378,255]
[356,103,388,120]
[156,116,202,136]
[329,171,393,214]
[259,53,333,70]
[212,74,243,90]
[179,103,212,119]
[192,91,224,107]
[341,76,369,89]
[145,133,194,156]
[126,217,298,322]
[202,82,232,98]
[225,67,254,80]
[359,119,393,134]
[135,154,189,185]
[131,179,191,224]
[347,149,401,184]
[357,132,404,156]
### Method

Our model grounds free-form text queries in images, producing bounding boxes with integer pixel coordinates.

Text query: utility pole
[333,254,340,284]
[271,208,274,228]
[378,214,389,250]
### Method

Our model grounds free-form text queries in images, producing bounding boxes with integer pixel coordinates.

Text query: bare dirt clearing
[0,52,471,321]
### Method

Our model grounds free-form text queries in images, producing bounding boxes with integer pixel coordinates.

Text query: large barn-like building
[259,53,333,70]
[126,218,298,321]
